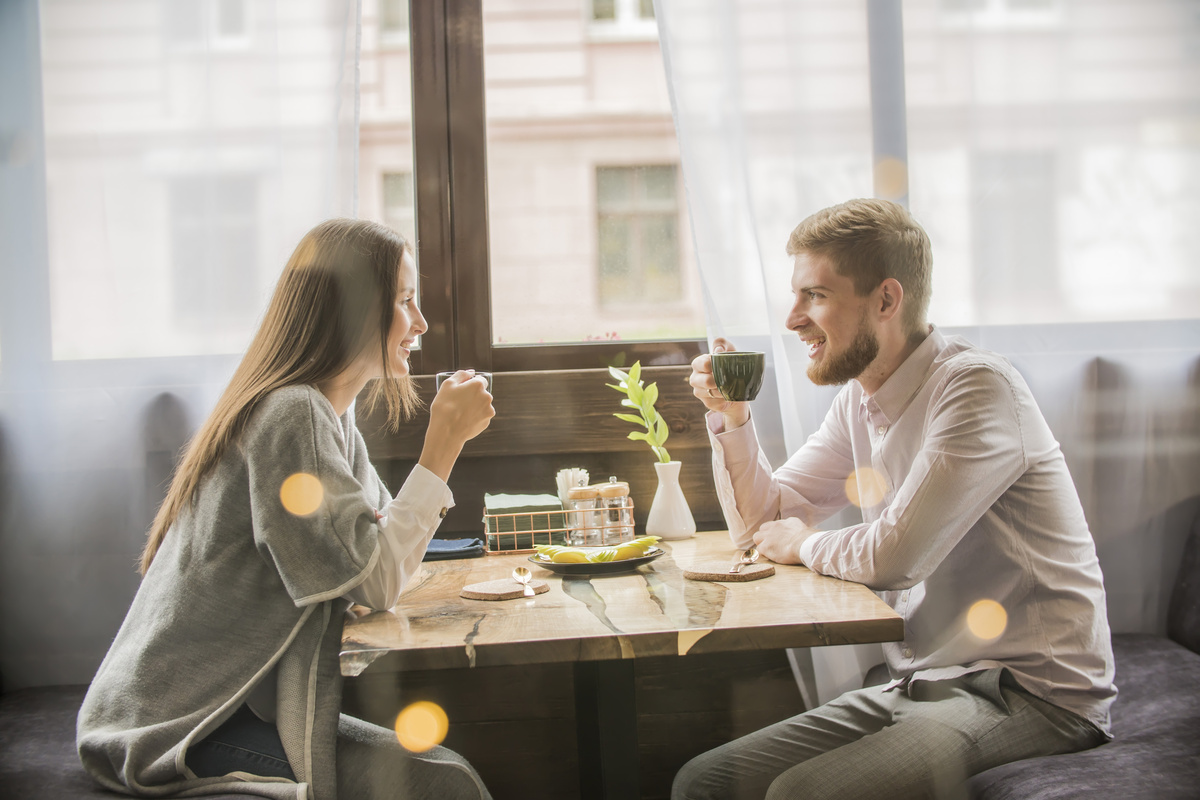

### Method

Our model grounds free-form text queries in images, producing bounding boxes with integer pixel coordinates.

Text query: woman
[77,219,495,799]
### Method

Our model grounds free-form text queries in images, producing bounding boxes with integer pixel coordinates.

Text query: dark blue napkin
[422,537,486,561]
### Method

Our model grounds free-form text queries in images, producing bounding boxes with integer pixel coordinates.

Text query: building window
[382,171,415,245]
[163,0,250,49]
[379,0,409,44]
[589,0,658,41]
[939,0,1060,30]
[969,152,1059,324]
[359,1,704,372]
[597,165,682,308]
[169,174,259,327]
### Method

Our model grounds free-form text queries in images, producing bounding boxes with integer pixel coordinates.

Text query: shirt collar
[860,326,947,425]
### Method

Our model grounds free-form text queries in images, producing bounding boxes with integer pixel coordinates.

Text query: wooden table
[341,531,903,799]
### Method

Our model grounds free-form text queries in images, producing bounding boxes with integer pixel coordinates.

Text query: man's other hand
[753,518,820,565]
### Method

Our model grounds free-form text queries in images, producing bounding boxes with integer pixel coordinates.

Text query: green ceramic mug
[710,351,766,402]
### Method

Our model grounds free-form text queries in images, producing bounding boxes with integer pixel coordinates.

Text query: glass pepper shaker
[566,485,601,546]
[598,477,633,545]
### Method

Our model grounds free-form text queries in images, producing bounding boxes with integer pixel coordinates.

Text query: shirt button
[877,425,887,435]
[438,507,448,518]
[902,646,914,659]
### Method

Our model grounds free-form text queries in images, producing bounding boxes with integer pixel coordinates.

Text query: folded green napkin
[483,493,568,550]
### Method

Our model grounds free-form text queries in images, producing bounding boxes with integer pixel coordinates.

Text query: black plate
[528,547,665,576]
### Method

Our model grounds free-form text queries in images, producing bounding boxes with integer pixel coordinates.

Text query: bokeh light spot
[845,468,888,508]
[874,156,909,200]
[280,473,324,516]
[967,599,1008,640]
[394,701,449,753]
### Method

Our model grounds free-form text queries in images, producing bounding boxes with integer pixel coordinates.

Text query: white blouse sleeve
[344,463,454,611]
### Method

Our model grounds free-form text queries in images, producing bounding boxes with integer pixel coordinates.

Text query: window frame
[406,0,704,376]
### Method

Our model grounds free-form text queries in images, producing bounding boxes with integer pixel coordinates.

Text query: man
[676,199,1115,800]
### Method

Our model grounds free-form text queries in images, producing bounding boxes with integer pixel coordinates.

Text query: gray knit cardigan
[78,385,391,799]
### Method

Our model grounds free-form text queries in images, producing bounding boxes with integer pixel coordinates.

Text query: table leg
[574,659,639,800]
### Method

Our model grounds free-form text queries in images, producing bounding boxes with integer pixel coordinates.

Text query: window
[382,171,415,244]
[379,0,409,44]
[169,174,259,327]
[413,0,706,368]
[37,0,358,360]
[589,0,657,40]
[939,0,1060,30]
[968,153,1058,325]
[597,165,682,309]
[162,0,250,49]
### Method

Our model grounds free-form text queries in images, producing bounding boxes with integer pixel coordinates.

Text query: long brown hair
[139,218,421,574]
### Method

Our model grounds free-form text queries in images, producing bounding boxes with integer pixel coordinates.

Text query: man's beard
[806,316,880,386]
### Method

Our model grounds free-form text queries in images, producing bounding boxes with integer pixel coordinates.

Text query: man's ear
[877,278,904,323]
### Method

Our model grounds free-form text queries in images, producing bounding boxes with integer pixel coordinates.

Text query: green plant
[607,361,671,464]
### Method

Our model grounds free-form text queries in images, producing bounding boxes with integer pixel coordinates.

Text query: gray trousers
[337,713,493,799]
[672,668,1105,800]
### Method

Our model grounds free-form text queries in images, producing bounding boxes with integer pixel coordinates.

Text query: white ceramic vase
[645,460,696,541]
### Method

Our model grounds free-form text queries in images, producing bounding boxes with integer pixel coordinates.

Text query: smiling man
[677,199,1116,800]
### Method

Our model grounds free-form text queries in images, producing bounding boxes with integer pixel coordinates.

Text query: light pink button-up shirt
[708,328,1116,732]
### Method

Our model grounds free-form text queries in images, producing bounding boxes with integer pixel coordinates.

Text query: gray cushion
[967,633,1200,800]
[1167,508,1200,655]
[0,685,246,800]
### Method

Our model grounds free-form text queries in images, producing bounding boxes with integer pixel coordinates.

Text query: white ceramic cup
[435,370,493,393]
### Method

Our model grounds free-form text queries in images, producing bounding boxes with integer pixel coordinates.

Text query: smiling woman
[76,218,496,800]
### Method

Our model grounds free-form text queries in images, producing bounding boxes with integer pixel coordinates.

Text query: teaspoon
[512,566,536,597]
[728,547,760,575]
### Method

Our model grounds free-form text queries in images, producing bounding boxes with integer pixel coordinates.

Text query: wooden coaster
[460,578,550,601]
[683,561,775,582]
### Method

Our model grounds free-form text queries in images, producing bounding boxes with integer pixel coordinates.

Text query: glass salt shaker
[598,477,633,545]
[566,485,601,546]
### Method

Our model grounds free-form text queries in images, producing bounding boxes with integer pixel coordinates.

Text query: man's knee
[670,753,705,800]
[671,751,726,800]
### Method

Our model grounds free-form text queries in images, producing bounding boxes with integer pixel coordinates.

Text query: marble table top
[340,530,904,677]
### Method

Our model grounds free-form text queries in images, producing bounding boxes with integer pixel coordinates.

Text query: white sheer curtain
[0,0,359,689]
[656,0,1200,706]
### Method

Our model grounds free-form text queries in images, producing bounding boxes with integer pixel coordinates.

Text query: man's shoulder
[934,335,1020,380]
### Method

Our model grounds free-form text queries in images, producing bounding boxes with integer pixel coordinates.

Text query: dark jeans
[185,703,296,781]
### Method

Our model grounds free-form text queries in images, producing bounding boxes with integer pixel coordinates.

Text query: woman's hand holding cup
[420,370,495,481]
[431,370,494,442]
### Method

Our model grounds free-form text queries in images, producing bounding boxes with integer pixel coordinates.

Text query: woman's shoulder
[248,385,339,435]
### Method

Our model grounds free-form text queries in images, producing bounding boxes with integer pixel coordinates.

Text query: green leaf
[652,445,671,463]
[605,382,629,395]
[643,381,659,409]
[621,398,639,409]
[628,361,642,387]
[628,431,651,442]
[626,382,644,406]
[614,412,648,427]
[654,413,669,445]
[608,366,629,383]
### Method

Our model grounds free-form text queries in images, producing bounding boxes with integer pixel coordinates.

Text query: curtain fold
[0,0,361,689]
[656,0,1200,706]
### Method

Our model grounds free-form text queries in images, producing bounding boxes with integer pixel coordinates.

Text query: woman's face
[384,250,426,378]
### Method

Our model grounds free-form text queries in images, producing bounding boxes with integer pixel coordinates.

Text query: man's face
[785,251,880,386]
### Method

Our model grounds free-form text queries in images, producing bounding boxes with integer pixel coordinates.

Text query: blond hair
[786,198,932,337]
[140,218,420,574]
